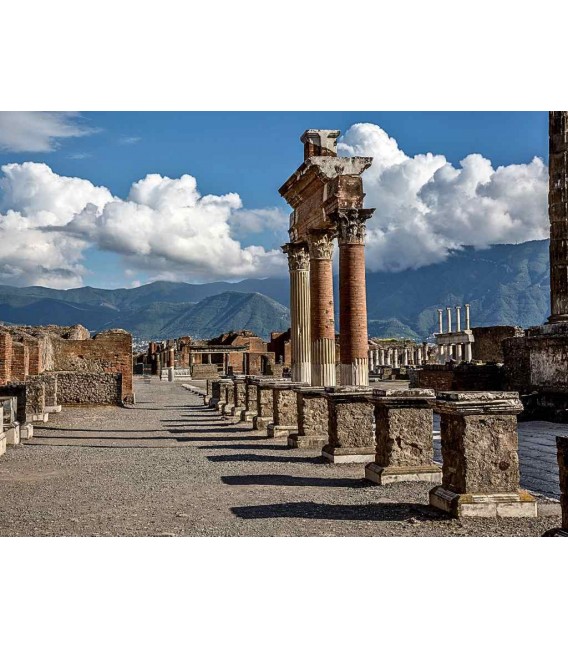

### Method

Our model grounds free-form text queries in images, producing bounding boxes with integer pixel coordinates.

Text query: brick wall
[472,326,524,363]
[0,332,12,385]
[51,329,133,403]
[11,342,29,382]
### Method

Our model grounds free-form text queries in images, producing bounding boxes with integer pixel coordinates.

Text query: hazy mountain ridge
[0,240,552,340]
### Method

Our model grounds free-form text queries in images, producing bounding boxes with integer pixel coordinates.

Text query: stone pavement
[0,377,562,537]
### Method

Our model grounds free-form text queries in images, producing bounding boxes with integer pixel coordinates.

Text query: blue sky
[0,112,550,289]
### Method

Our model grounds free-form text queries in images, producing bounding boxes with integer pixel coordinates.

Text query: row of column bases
[203,378,550,521]
[368,345,427,371]
[283,208,372,389]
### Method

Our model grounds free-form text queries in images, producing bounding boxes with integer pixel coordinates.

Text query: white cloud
[0,112,97,152]
[0,163,285,287]
[338,123,548,272]
[118,136,141,145]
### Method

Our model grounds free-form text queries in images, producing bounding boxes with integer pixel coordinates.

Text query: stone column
[543,436,568,536]
[322,386,375,463]
[403,348,409,366]
[283,242,311,384]
[437,309,443,334]
[307,230,336,387]
[548,112,568,322]
[241,377,259,422]
[253,380,276,430]
[366,388,441,485]
[379,349,385,366]
[231,377,247,417]
[167,348,175,383]
[221,381,235,417]
[393,350,399,369]
[429,391,537,518]
[456,343,463,362]
[417,347,423,365]
[464,303,471,330]
[455,306,461,332]
[288,386,328,449]
[333,208,374,386]
[446,306,452,333]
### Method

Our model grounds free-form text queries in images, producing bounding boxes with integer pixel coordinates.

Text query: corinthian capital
[282,242,310,271]
[307,229,335,260]
[332,208,374,244]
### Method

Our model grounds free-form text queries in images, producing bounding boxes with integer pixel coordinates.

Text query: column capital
[307,229,335,260]
[282,242,310,271]
[331,208,375,244]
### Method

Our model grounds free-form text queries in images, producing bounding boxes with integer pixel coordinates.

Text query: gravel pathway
[0,377,561,536]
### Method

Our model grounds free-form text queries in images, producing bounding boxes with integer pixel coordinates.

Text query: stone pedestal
[365,389,441,485]
[288,387,328,449]
[215,379,232,412]
[322,387,375,463]
[5,423,20,446]
[20,423,34,440]
[241,378,259,422]
[0,430,6,456]
[544,435,568,536]
[231,377,247,417]
[253,380,280,430]
[429,392,537,518]
[267,382,306,438]
[221,382,235,417]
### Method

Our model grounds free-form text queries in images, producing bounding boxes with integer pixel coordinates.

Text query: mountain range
[0,239,551,341]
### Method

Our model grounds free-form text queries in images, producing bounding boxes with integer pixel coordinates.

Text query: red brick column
[0,332,13,385]
[334,208,374,386]
[307,230,336,387]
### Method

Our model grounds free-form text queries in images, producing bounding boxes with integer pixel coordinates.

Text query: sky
[0,111,549,289]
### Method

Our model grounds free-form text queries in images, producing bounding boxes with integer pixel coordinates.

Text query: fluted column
[549,112,568,322]
[283,243,311,384]
[167,347,175,382]
[307,230,336,387]
[379,349,385,365]
[332,208,373,385]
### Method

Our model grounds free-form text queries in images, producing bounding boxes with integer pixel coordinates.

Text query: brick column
[549,112,568,322]
[333,208,374,386]
[307,230,336,387]
[282,243,311,384]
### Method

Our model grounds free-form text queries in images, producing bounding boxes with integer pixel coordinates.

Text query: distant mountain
[0,239,552,341]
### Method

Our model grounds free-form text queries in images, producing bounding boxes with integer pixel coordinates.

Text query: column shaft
[284,243,311,384]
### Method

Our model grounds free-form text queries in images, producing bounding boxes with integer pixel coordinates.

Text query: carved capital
[332,208,374,244]
[282,242,310,272]
[307,229,335,260]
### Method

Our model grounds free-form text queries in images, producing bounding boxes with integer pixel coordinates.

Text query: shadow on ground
[221,474,368,488]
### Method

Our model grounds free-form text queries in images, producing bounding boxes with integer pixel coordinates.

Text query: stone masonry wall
[55,371,122,405]
[472,326,524,363]
[0,332,12,385]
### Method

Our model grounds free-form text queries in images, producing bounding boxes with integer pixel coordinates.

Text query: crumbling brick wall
[0,332,12,385]
[51,329,133,402]
[11,342,29,381]
[55,371,122,405]
[472,326,524,363]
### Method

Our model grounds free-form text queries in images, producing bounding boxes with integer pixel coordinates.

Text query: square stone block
[0,431,6,456]
[5,423,20,446]
[267,424,296,438]
[322,387,375,463]
[291,388,328,449]
[20,423,34,440]
[365,462,442,485]
[240,409,257,423]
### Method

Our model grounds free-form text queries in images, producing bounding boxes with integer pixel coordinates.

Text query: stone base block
[288,433,328,449]
[216,403,226,413]
[267,424,296,438]
[230,406,245,418]
[240,410,257,423]
[365,462,442,485]
[322,444,375,464]
[542,528,568,537]
[20,423,34,440]
[5,424,20,446]
[0,431,6,456]
[32,413,49,423]
[252,416,272,431]
[44,405,62,414]
[429,486,537,518]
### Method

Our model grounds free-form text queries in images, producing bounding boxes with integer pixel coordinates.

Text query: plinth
[429,391,537,518]
[288,387,328,449]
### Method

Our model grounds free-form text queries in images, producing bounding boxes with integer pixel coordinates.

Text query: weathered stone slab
[288,387,328,449]
[322,387,374,464]
[365,388,441,485]
[267,382,307,438]
[19,423,33,440]
[429,391,537,518]
[241,378,259,422]
[5,423,20,446]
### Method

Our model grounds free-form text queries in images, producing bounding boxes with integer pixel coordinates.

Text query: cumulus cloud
[0,162,285,287]
[0,112,97,153]
[338,123,548,272]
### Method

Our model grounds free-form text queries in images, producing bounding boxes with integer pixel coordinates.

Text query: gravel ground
[0,376,561,537]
